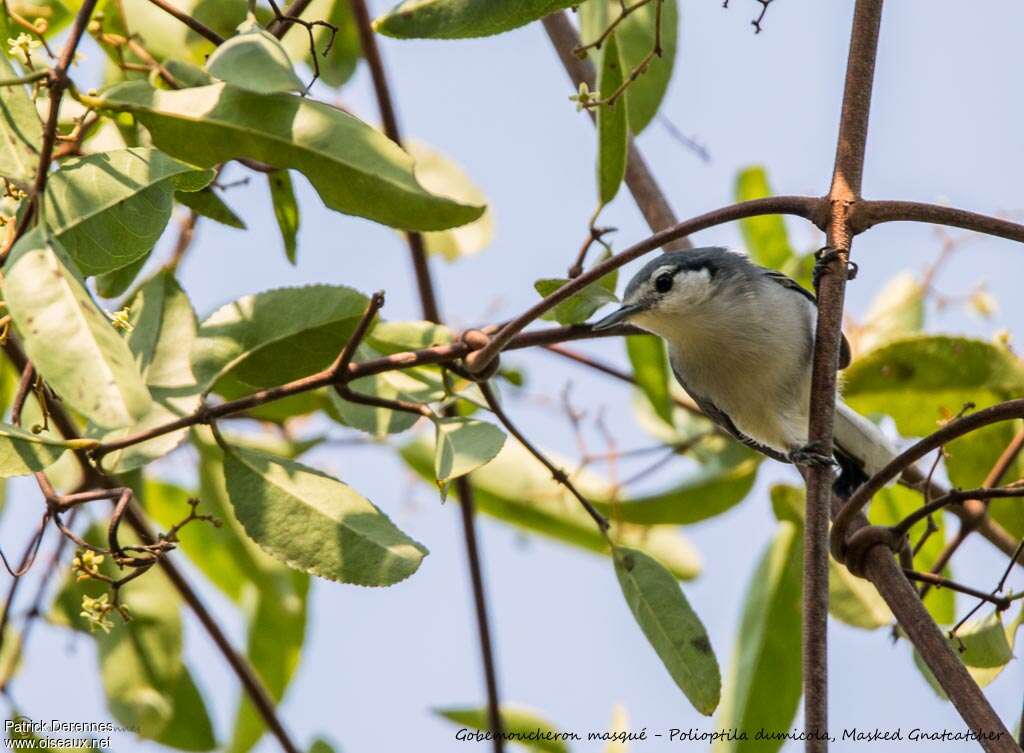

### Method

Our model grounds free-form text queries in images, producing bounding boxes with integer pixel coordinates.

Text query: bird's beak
[590,303,641,331]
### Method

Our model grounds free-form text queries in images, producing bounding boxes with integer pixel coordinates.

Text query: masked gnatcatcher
[592,246,895,496]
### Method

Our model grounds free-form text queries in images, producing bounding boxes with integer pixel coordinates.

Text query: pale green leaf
[90,82,485,231]
[373,0,578,38]
[222,443,428,585]
[613,546,720,715]
[434,416,506,482]
[713,522,801,753]
[95,272,200,472]
[769,484,892,629]
[4,229,152,428]
[734,166,793,270]
[435,705,568,753]
[268,170,299,264]
[206,19,304,94]
[536,276,617,326]
[858,271,925,352]
[401,437,701,579]
[914,609,1021,696]
[45,147,214,275]
[844,335,1024,437]
[626,334,672,425]
[280,0,362,88]
[229,571,308,753]
[176,186,246,229]
[50,525,187,741]
[117,0,245,64]
[0,56,41,186]
[154,669,217,751]
[0,421,69,477]
[597,33,627,205]
[191,284,369,391]
[408,141,493,260]
[603,703,630,753]
[594,443,759,525]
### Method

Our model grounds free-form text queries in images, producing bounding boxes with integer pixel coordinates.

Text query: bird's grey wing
[670,365,790,464]
[762,269,852,369]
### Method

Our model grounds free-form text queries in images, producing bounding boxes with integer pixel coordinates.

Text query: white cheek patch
[672,267,713,300]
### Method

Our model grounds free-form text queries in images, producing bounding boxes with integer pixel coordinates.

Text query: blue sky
[4,1,1024,751]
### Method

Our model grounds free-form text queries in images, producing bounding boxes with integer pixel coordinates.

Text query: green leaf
[536,275,618,326]
[0,421,69,477]
[90,81,485,231]
[734,166,794,270]
[407,141,494,260]
[222,443,428,585]
[206,19,305,94]
[595,443,759,525]
[615,0,677,133]
[4,229,153,428]
[280,0,362,88]
[844,335,1024,437]
[191,284,369,390]
[154,669,218,751]
[596,33,627,205]
[50,525,190,741]
[401,436,701,579]
[580,0,679,134]
[373,0,578,38]
[869,484,954,624]
[95,253,149,299]
[434,416,506,483]
[713,521,801,753]
[858,271,925,352]
[268,170,299,264]
[115,0,246,64]
[95,272,201,472]
[626,334,672,425]
[914,609,1021,695]
[229,571,308,753]
[45,147,214,275]
[176,186,246,229]
[613,546,720,715]
[0,56,41,186]
[769,484,892,630]
[435,705,569,753]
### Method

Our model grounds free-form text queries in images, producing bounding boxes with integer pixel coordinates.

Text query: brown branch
[902,570,1011,612]
[330,291,385,375]
[10,363,34,427]
[143,0,224,45]
[834,399,1024,558]
[893,483,1024,539]
[919,429,1024,600]
[0,339,302,753]
[5,0,101,260]
[348,3,504,748]
[479,382,609,532]
[852,201,1024,244]
[802,1,886,745]
[270,0,316,38]
[541,11,691,251]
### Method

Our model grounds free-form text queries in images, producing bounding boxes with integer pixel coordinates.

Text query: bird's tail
[833,401,899,496]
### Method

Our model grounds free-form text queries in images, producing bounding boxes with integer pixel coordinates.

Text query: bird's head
[591,247,738,339]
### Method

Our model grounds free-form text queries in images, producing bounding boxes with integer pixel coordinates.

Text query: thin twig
[329,291,385,375]
[480,382,609,533]
[902,570,1011,612]
[142,0,224,45]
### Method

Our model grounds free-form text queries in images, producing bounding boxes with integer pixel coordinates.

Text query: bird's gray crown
[622,246,747,301]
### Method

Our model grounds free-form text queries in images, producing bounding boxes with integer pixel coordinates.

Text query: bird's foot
[813,246,859,292]
[788,442,837,469]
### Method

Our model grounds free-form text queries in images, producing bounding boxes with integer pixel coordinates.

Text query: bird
[591,246,895,497]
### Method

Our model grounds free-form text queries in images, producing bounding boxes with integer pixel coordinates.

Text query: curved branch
[852,200,1024,243]
[834,399,1024,558]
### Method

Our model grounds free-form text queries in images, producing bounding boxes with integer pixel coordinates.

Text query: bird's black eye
[655,272,673,294]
